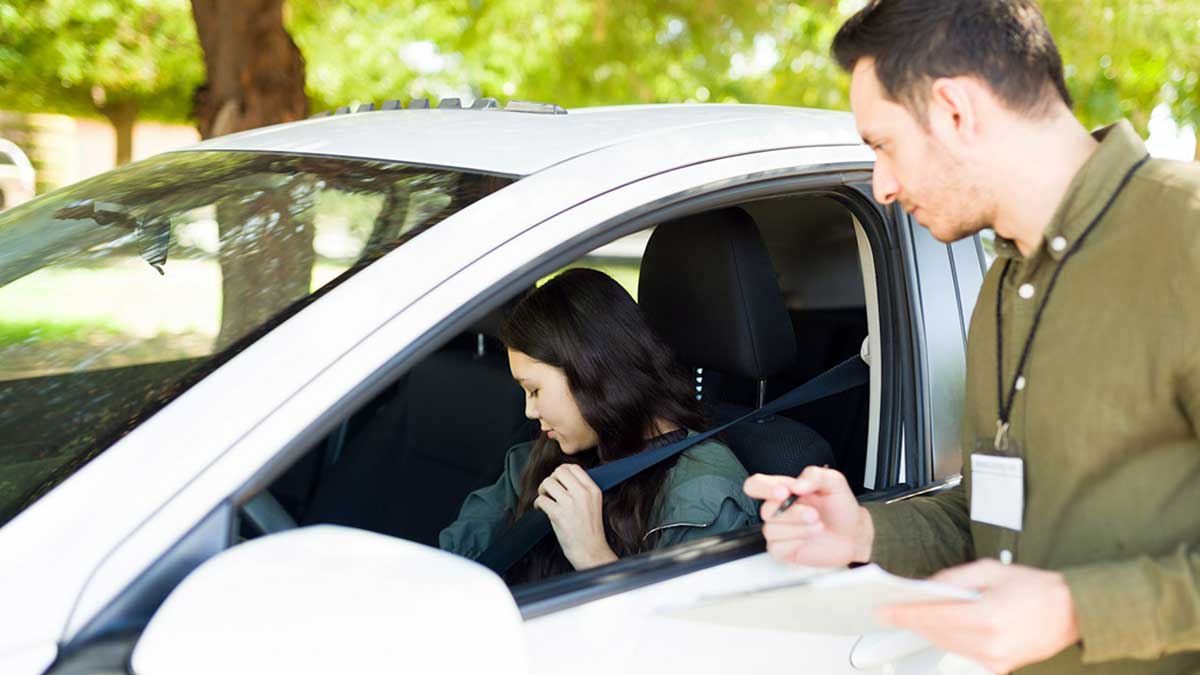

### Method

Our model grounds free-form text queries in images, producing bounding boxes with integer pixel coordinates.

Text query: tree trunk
[190,0,312,349]
[190,0,308,138]
[100,99,138,166]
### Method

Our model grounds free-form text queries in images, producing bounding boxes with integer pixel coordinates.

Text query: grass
[0,319,124,345]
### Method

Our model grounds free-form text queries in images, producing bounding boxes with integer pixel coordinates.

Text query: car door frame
[58,144,927,652]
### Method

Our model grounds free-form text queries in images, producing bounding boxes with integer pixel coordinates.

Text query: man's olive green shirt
[866,121,1200,673]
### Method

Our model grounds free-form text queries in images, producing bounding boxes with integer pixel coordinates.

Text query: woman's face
[508,348,599,455]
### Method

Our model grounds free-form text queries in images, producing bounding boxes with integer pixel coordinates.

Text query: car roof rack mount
[309,97,567,118]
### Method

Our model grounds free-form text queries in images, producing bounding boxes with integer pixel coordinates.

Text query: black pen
[772,493,799,518]
[770,464,828,518]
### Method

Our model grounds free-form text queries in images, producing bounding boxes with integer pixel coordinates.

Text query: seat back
[301,309,533,545]
[638,207,834,475]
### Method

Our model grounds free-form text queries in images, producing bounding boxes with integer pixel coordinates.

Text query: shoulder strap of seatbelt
[476,355,869,575]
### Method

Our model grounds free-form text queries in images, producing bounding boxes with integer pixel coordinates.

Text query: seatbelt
[476,354,870,574]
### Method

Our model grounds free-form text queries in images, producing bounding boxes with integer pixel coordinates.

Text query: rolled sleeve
[864,483,974,578]
[1062,543,1200,663]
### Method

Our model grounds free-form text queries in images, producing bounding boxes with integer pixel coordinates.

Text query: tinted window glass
[0,150,513,527]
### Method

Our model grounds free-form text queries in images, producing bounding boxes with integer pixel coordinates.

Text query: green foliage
[0,0,1197,136]
[0,0,204,121]
[290,0,1198,138]
[1044,1,1200,133]
[288,0,854,112]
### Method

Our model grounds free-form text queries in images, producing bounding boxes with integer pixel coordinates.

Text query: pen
[772,493,798,518]
[771,464,828,518]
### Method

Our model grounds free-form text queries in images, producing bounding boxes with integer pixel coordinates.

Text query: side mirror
[850,631,944,673]
[132,525,529,675]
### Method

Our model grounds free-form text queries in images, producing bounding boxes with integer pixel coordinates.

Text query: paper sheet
[663,563,980,635]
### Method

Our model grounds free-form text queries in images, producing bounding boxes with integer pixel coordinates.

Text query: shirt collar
[992,120,1148,262]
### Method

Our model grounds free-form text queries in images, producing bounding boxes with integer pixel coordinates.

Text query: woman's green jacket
[439,434,761,560]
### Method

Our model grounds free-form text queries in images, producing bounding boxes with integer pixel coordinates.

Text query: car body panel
[525,554,866,674]
[191,104,863,177]
[0,104,990,674]
[0,139,35,210]
[61,144,875,641]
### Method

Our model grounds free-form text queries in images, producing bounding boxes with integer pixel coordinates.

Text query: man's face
[849,59,992,243]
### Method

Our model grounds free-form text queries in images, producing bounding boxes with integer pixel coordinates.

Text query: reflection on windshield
[0,151,513,527]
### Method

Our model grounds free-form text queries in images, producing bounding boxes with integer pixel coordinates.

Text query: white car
[0,138,36,211]
[0,100,989,675]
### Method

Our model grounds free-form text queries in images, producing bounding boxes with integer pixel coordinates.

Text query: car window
[264,194,875,585]
[0,150,514,528]
[542,228,650,298]
[978,229,998,268]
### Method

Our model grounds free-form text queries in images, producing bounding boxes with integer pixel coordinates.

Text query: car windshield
[0,150,513,528]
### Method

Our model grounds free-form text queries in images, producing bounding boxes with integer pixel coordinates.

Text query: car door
[485,152,986,673]
[54,142,967,674]
[452,147,941,672]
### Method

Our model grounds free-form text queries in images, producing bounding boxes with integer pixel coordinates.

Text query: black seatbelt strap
[476,354,870,574]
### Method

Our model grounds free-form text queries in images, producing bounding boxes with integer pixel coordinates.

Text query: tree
[288,0,1197,159]
[0,0,203,165]
[190,0,307,137]
[1042,0,1200,160]
[189,0,312,348]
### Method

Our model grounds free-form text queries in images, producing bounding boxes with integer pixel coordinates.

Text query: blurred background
[0,0,1196,386]
[0,0,1196,201]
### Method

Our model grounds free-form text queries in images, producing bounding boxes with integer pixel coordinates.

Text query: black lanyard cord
[995,154,1150,440]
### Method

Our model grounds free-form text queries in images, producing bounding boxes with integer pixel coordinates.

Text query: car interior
[239,190,878,578]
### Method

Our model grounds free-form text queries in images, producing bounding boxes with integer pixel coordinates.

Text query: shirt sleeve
[862,482,974,578]
[1061,544,1200,663]
[438,444,528,560]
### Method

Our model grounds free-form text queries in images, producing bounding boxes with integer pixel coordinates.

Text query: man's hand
[744,466,874,568]
[877,559,1080,673]
[534,464,618,570]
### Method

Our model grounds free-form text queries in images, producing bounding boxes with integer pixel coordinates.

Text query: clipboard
[662,564,980,635]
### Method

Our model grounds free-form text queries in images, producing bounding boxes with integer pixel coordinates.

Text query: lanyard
[994,154,1149,452]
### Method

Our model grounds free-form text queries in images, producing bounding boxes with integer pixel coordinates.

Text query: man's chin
[925,219,985,244]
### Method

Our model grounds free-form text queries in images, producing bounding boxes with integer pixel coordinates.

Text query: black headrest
[638,208,796,380]
[467,288,531,340]
[467,305,507,339]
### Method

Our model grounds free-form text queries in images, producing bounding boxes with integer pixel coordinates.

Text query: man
[745,1,1200,673]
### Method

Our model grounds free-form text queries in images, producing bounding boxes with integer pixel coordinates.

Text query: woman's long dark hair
[500,268,707,584]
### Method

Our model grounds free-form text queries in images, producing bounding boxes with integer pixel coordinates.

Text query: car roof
[186,103,864,176]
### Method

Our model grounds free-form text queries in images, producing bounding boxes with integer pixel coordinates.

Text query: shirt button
[1018,283,1036,299]
[1050,236,1068,252]
[1015,376,1027,391]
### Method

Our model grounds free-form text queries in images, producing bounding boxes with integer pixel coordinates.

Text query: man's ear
[928,77,981,149]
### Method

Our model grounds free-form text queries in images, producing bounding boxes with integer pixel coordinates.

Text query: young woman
[439,267,759,584]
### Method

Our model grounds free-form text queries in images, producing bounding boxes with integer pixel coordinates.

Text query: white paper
[970,454,1024,531]
[662,564,979,636]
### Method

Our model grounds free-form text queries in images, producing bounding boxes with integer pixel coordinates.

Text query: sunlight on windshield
[0,150,512,526]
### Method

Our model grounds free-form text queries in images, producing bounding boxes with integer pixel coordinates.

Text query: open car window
[259,191,876,592]
[0,150,514,528]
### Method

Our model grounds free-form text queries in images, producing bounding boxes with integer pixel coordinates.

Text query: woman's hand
[534,464,618,570]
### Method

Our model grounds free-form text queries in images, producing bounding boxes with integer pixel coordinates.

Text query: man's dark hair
[832,0,1072,121]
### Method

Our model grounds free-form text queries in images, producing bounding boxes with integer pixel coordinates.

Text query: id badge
[970,452,1024,531]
